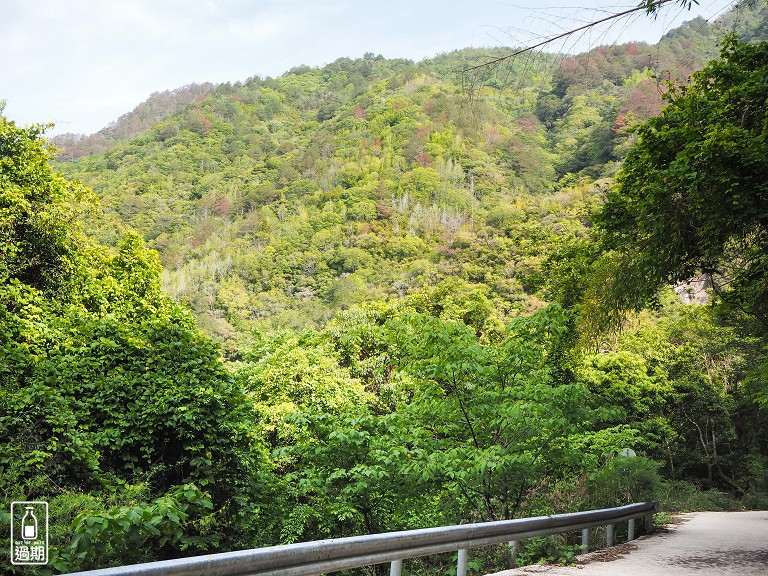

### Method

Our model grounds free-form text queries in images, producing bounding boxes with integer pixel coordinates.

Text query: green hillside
[56,7,768,352]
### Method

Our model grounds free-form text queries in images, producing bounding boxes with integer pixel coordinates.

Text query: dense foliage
[2,5,768,575]
[594,36,768,332]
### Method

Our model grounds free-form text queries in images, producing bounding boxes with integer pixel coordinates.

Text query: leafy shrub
[515,537,580,567]
[587,456,664,509]
[741,492,768,510]
[659,480,735,512]
[48,484,214,573]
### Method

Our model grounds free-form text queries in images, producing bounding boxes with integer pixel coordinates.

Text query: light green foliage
[266,302,648,548]
[0,117,94,296]
[389,307,593,521]
[236,330,374,439]
[578,351,671,421]
[575,294,768,495]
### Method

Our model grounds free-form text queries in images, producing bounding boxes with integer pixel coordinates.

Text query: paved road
[487,511,768,576]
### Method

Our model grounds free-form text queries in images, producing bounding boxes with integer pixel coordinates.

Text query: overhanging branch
[462,0,681,75]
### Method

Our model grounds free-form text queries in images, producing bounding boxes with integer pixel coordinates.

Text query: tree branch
[462,0,676,75]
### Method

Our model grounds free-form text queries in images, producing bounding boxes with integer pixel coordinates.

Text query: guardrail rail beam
[66,501,659,576]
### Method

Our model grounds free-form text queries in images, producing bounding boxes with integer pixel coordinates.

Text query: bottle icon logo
[21,506,38,540]
[10,501,48,565]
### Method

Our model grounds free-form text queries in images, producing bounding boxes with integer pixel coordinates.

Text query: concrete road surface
[486,511,768,576]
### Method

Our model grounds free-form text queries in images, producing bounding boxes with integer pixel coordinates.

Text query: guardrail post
[628,518,636,541]
[606,523,615,547]
[457,548,468,576]
[646,513,654,534]
[508,540,518,568]
[390,559,403,576]
[581,528,589,552]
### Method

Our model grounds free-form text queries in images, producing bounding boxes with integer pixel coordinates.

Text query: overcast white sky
[2,0,738,136]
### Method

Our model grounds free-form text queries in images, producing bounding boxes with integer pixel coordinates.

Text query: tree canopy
[593,37,768,331]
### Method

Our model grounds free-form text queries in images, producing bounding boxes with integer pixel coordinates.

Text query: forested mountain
[51,83,216,161]
[55,6,768,353]
[2,4,767,574]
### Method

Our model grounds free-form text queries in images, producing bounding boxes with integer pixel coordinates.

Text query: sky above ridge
[2,0,738,136]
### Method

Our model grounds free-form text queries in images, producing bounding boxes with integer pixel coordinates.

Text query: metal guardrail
[67,501,659,576]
